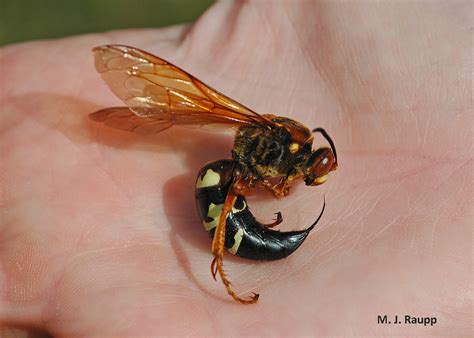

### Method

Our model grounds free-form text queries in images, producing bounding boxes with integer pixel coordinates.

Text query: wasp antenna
[312,128,338,165]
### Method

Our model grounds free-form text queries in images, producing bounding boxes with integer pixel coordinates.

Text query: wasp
[90,45,338,304]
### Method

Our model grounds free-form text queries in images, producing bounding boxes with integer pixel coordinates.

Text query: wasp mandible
[90,45,338,304]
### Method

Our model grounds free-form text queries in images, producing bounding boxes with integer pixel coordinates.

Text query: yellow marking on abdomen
[232,200,247,213]
[228,228,244,255]
[196,169,220,188]
[202,199,245,232]
[203,202,223,231]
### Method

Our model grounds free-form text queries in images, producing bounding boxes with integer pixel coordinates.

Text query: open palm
[1,1,471,336]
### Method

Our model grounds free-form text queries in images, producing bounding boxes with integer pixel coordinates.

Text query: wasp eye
[289,143,300,154]
[304,147,336,186]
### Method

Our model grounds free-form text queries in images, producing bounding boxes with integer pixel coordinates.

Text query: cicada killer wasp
[90,45,338,304]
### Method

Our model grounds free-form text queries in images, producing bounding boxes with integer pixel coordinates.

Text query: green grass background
[0,0,214,46]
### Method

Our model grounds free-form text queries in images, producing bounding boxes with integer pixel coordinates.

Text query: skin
[0,1,471,336]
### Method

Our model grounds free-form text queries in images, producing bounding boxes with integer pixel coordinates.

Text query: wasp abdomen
[195,159,316,261]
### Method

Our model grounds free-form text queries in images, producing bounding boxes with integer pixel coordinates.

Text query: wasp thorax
[304,147,337,186]
[232,124,296,178]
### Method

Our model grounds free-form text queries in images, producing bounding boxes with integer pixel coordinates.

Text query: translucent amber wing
[91,45,272,133]
[90,107,173,134]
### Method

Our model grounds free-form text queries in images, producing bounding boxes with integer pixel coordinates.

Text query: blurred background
[0,0,214,46]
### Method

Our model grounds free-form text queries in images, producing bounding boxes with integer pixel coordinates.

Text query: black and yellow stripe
[195,160,321,261]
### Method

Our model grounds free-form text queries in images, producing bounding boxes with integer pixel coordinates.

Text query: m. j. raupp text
[377,315,437,326]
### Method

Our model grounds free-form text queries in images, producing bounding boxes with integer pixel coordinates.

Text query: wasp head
[303,128,338,186]
[304,147,337,185]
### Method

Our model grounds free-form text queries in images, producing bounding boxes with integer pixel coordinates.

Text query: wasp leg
[211,185,259,304]
[259,178,292,199]
[263,211,283,228]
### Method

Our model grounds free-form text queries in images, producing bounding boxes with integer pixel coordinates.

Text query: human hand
[1,1,470,335]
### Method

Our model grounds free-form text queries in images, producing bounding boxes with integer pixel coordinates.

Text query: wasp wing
[89,107,173,134]
[90,45,272,134]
